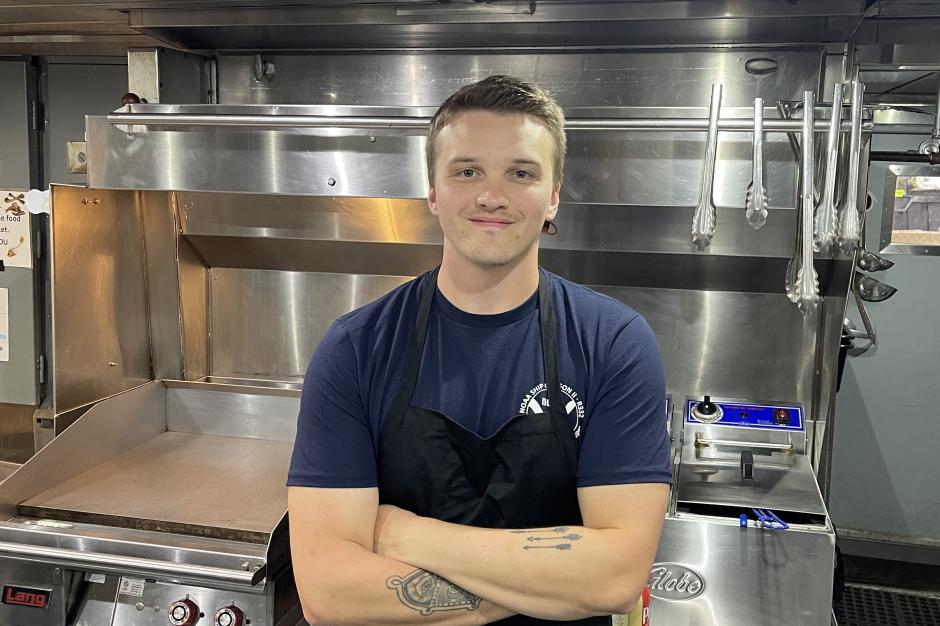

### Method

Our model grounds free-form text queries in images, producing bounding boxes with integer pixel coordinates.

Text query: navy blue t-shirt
[288,269,671,489]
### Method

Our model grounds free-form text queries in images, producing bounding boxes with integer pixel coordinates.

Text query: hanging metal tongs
[691,84,722,250]
[838,81,865,252]
[795,90,821,314]
[745,97,769,229]
[815,83,843,252]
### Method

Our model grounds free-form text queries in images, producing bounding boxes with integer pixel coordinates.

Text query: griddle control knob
[692,395,723,423]
[214,605,244,626]
[168,598,200,626]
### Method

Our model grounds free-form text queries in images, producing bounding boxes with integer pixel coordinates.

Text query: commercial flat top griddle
[18,431,291,543]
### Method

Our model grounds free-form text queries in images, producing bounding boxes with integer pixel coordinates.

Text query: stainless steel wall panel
[141,190,184,380]
[165,383,300,442]
[563,129,800,211]
[179,193,441,244]
[175,191,856,296]
[206,267,817,410]
[50,186,153,411]
[550,204,801,256]
[131,3,863,50]
[179,237,209,380]
[190,237,845,296]
[594,286,818,409]
[86,114,430,198]
[88,47,823,204]
[87,116,801,207]
[208,269,410,380]
[177,193,805,260]
[217,50,823,109]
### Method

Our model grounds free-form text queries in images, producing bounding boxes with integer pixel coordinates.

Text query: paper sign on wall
[1,192,32,269]
[0,288,8,363]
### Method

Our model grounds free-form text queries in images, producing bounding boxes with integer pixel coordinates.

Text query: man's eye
[460,169,476,178]
[513,170,532,179]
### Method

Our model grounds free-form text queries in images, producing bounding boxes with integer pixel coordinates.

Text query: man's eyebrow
[445,157,544,168]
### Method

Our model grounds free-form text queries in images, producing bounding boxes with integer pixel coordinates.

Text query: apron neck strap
[387,267,438,422]
[538,272,579,475]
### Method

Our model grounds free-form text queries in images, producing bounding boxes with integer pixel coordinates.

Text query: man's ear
[428,185,439,216]
[546,181,561,221]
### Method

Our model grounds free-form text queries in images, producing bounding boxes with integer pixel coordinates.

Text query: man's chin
[445,233,538,269]
[460,248,528,268]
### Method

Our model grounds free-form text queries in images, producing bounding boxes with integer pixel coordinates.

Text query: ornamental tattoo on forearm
[511,526,583,551]
[386,569,482,615]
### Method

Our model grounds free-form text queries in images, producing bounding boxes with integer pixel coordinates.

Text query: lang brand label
[648,563,705,601]
[2,585,51,608]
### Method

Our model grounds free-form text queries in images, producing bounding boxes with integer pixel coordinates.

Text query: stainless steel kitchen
[0,2,938,625]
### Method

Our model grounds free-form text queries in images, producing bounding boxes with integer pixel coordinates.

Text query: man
[288,75,670,625]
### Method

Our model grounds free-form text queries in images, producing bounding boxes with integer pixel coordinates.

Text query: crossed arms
[288,483,668,625]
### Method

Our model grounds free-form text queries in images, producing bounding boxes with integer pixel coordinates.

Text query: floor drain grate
[840,583,940,626]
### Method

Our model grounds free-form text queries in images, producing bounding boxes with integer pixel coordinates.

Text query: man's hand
[373,503,419,561]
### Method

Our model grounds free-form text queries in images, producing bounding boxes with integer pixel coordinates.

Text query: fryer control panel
[686,400,803,431]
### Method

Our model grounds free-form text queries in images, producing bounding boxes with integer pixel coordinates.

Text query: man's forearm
[296,538,514,625]
[382,520,643,620]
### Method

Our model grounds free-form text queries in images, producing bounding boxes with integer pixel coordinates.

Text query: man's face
[428,111,561,268]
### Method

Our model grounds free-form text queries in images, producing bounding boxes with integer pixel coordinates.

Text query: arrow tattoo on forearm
[511,526,582,551]
[527,534,582,541]
[510,526,569,534]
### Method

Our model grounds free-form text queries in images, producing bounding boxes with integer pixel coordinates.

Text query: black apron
[378,269,611,625]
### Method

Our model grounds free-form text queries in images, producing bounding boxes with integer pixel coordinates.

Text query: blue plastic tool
[751,508,789,530]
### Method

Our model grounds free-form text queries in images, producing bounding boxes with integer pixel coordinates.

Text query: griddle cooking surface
[19,431,290,543]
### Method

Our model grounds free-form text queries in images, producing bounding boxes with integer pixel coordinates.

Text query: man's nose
[476,184,509,211]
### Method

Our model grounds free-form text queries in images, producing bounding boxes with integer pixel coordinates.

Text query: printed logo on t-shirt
[518,383,585,438]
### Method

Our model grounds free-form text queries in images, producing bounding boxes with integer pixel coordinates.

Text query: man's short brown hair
[425,75,567,185]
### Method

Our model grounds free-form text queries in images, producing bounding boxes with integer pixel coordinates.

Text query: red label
[2,585,50,608]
